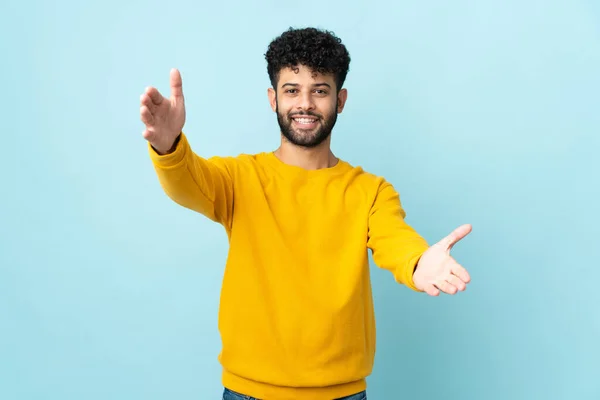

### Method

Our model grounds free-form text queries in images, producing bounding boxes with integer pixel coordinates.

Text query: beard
[276,103,338,148]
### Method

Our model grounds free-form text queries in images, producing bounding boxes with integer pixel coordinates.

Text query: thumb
[170,68,184,100]
[438,223,472,251]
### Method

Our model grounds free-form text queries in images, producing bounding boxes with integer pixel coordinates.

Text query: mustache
[288,111,322,119]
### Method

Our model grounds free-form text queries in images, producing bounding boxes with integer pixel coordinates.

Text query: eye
[286,89,298,94]
[314,89,328,95]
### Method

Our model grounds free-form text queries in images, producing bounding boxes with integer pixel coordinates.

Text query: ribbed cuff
[148,132,187,168]
[399,250,427,292]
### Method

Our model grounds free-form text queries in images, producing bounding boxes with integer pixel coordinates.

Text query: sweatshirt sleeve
[148,132,234,229]
[367,180,430,291]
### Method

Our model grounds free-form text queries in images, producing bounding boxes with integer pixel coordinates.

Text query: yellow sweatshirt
[149,132,430,399]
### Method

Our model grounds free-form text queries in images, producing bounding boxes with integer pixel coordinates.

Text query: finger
[140,92,157,112]
[145,86,165,105]
[142,128,152,141]
[143,127,161,143]
[423,284,440,297]
[439,223,472,251]
[451,263,471,284]
[435,279,458,295]
[170,68,184,99]
[140,105,154,126]
[447,273,467,291]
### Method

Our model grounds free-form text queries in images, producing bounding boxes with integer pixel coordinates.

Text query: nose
[295,91,315,112]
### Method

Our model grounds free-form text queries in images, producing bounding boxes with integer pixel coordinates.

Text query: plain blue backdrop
[1,0,599,399]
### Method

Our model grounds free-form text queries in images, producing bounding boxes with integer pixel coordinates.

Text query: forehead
[277,65,335,87]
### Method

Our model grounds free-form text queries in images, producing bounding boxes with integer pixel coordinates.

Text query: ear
[336,88,348,113]
[268,87,277,112]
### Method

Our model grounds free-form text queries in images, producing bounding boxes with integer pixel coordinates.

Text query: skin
[267,64,348,170]
[139,68,472,296]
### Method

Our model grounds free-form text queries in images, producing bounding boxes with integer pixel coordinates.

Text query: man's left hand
[413,224,472,296]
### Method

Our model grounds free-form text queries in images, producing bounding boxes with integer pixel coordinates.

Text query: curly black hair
[265,27,351,92]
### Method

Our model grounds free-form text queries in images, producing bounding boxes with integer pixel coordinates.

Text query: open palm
[413,224,472,296]
[140,68,186,154]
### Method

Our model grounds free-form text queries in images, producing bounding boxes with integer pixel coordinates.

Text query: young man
[140,27,472,400]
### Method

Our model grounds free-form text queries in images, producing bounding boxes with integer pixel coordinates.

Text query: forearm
[149,132,233,225]
[367,181,430,291]
[372,231,429,291]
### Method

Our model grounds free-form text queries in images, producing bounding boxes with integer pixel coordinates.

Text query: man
[140,27,471,400]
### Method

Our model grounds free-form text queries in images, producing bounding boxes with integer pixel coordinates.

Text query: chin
[294,134,330,148]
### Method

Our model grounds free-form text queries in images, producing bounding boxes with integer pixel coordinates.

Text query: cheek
[276,101,293,116]
[318,99,338,116]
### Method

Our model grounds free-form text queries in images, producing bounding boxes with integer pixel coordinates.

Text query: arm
[367,180,430,291]
[148,132,234,228]
[140,69,235,229]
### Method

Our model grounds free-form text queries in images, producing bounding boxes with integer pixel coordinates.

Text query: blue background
[2,0,599,398]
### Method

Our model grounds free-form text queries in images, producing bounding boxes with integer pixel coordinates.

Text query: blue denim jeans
[222,387,367,400]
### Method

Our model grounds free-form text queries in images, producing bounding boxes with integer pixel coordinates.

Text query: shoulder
[212,151,270,162]
[211,152,268,167]
[340,159,394,193]
[205,152,271,176]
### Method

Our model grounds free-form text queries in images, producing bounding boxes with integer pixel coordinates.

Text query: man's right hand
[140,68,186,154]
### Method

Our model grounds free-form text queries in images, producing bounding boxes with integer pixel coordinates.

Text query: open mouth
[291,116,319,129]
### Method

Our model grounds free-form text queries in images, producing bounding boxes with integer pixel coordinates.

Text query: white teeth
[294,118,316,124]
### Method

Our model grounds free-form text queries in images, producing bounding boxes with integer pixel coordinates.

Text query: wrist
[153,134,181,155]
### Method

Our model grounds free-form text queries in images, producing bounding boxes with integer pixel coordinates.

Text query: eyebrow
[281,82,332,89]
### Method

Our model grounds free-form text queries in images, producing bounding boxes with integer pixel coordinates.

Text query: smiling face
[268,64,348,148]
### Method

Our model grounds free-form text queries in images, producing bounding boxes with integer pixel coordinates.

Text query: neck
[273,135,338,170]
